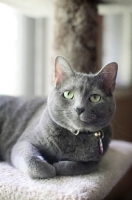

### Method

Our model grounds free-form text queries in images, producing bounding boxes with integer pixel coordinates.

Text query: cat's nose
[75,107,85,115]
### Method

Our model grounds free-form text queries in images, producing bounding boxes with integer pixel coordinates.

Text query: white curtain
[0,2,53,96]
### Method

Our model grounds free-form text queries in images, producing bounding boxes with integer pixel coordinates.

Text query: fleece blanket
[0,140,132,200]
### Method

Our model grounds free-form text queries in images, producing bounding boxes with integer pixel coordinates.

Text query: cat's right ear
[53,56,75,85]
[98,62,118,93]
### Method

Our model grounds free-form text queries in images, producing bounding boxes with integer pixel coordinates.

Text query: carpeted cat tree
[0,0,132,200]
[0,141,132,200]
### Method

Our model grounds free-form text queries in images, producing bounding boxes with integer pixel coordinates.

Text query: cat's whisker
[112,120,130,136]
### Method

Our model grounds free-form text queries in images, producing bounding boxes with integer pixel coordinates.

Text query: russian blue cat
[0,56,118,179]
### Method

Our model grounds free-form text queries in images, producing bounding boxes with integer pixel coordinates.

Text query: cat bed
[0,140,132,200]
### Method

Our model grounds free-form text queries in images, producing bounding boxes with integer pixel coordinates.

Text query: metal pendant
[94,131,104,155]
[74,130,80,135]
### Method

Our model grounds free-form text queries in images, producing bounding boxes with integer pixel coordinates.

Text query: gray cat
[0,56,118,179]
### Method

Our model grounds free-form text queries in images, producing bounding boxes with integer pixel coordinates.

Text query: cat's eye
[63,91,74,99]
[89,94,101,103]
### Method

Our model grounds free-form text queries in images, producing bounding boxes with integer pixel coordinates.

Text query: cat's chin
[80,119,91,124]
[79,115,96,123]
[70,120,105,133]
[70,123,95,133]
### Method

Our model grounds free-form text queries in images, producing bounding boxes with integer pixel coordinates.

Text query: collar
[72,129,104,155]
[72,129,104,139]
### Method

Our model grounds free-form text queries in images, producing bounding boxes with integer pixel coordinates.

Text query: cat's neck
[39,107,64,135]
[39,107,78,137]
[41,107,101,137]
[44,107,76,135]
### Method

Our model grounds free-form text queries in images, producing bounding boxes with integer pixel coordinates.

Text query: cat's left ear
[54,56,75,85]
[98,62,118,93]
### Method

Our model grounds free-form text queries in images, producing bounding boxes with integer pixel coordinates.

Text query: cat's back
[0,95,46,128]
[0,95,21,127]
[0,95,47,160]
[0,95,47,142]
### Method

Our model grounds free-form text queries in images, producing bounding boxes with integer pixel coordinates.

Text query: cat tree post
[53,0,98,73]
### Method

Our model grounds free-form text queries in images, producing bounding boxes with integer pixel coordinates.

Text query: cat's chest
[47,131,102,162]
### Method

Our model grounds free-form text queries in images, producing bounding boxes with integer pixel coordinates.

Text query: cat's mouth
[79,116,96,124]
[79,115,96,123]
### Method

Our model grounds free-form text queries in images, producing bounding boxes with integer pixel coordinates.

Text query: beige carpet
[0,140,132,200]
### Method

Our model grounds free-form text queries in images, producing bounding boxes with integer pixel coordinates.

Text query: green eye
[63,91,74,99]
[90,94,101,103]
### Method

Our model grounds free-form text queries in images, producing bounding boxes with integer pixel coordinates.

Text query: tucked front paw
[27,156,56,179]
[54,161,98,176]
[53,161,76,176]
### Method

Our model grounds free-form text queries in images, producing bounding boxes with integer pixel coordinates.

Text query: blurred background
[0,0,132,199]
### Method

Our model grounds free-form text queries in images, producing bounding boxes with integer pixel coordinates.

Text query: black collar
[72,130,104,139]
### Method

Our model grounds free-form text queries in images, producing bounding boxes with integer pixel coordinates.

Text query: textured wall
[53,0,98,73]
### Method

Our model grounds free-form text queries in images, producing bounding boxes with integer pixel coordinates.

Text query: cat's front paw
[53,161,76,176]
[54,160,98,176]
[27,156,56,179]
[11,142,56,179]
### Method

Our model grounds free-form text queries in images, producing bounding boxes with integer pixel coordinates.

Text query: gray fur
[0,56,118,179]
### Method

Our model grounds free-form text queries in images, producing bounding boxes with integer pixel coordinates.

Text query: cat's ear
[98,62,118,93]
[54,56,75,85]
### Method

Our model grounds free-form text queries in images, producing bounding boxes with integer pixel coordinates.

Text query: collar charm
[73,130,80,135]
[94,131,104,155]
[72,129,104,155]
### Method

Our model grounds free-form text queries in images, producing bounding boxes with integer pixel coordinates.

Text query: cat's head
[48,56,118,133]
